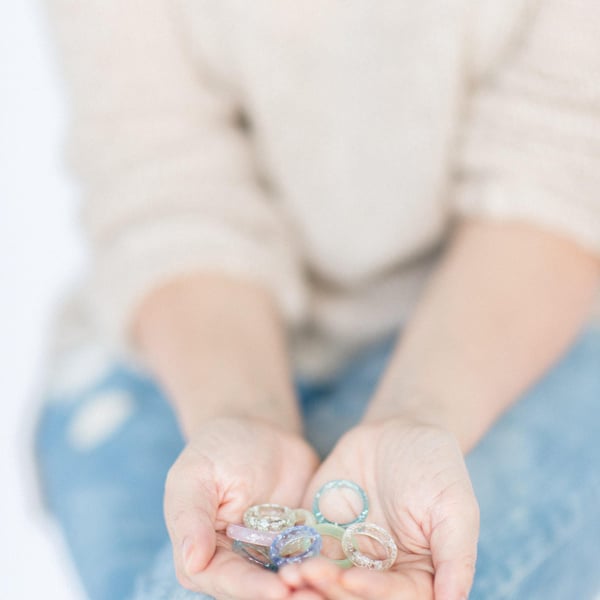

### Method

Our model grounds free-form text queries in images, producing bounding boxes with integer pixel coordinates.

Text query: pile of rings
[226,479,398,571]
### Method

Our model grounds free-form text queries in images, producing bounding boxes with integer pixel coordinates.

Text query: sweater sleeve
[45,0,306,346]
[453,0,600,255]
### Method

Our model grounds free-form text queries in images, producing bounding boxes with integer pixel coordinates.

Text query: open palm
[280,420,479,600]
[164,417,321,600]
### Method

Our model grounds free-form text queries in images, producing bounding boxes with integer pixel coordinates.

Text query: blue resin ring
[232,540,278,571]
[313,479,369,528]
[269,525,322,568]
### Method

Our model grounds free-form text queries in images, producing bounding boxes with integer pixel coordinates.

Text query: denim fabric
[35,329,600,599]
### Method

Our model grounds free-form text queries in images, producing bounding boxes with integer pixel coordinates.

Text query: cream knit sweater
[46,0,600,377]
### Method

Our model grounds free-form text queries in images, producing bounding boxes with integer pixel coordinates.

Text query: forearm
[135,274,300,439]
[365,220,600,452]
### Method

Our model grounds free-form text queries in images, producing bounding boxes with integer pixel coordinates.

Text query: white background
[1,1,83,597]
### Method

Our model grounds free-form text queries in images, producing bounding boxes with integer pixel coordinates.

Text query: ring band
[232,540,278,571]
[226,524,277,547]
[269,525,322,568]
[341,523,398,571]
[243,503,296,532]
[313,480,369,528]
[315,523,352,569]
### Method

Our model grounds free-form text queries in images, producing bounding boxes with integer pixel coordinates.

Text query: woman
[36,1,600,599]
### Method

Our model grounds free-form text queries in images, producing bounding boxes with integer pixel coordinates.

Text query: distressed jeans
[36,328,600,599]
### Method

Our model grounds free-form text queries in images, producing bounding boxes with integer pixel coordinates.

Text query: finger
[296,559,364,600]
[279,564,303,588]
[341,569,390,599]
[164,454,219,577]
[290,591,325,600]
[430,494,480,600]
[187,543,292,600]
[341,568,429,600]
[280,564,325,600]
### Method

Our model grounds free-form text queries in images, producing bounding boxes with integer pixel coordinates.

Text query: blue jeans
[35,328,600,599]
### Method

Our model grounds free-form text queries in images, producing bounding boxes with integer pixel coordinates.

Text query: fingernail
[279,564,301,586]
[182,537,195,574]
[265,588,287,600]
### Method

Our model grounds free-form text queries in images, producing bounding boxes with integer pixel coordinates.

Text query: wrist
[172,384,302,440]
[134,273,302,440]
[183,414,302,443]
[364,389,479,453]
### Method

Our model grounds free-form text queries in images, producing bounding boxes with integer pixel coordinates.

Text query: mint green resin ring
[294,508,317,527]
[313,480,369,528]
[315,523,353,568]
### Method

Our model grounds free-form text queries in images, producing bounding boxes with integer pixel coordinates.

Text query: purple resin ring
[269,525,322,568]
[226,524,278,547]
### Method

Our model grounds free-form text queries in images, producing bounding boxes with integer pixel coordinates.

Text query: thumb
[164,456,218,578]
[430,494,480,600]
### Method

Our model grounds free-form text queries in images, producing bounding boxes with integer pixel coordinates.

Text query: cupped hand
[164,416,322,600]
[280,419,479,600]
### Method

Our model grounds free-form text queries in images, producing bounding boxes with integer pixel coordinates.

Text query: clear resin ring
[315,523,353,569]
[269,525,322,568]
[243,503,296,532]
[294,508,317,527]
[226,524,277,547]
[232,540,278,571]
[313,480,369,528]
[341,523,398,571]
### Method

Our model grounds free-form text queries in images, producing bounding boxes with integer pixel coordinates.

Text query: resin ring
[269,525,322,568]
[226,524,277,547]
[313,480,369,527]
[232,540,277,571]
[294,508,317,527]
[243,504,296,532]
[315,523,352,569]
[341,523,398,571]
